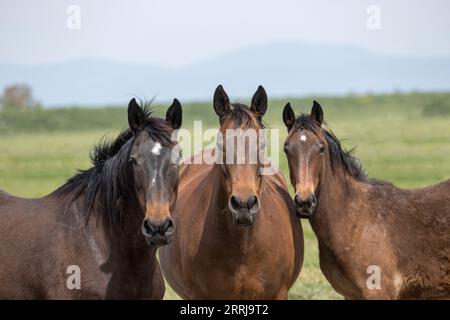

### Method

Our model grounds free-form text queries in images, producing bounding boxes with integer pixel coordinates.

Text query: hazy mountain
[1,42,449,107]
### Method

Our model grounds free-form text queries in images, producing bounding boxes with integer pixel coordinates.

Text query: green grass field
[0,92,449,299]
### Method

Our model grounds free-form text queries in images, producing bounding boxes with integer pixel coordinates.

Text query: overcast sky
[1,0,450,67]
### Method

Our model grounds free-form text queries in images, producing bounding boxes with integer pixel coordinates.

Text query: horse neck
[310,161,365,244]
[84,201,157,276]
[84,150,155,267]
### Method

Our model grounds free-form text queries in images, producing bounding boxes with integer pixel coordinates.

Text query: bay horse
[282,101,450,299]
[0,98,182,299]
[159,85,303,299]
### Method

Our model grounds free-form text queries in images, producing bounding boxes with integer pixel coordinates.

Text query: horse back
[0,189,18,203]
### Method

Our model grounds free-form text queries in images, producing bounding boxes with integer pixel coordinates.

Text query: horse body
[311,174,450,299]
[159,152,303,299]
[282,101,450,299]
[0,191,163,299]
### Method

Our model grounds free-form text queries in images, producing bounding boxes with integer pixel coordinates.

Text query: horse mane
[222,103,266,129]
[292,114,368,182]
[55,101,174,226]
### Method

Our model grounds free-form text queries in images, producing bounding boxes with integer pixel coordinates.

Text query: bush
[422,96,450,117]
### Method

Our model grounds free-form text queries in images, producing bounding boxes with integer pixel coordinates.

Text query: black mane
[55,102,174,226]
[222,103,266,129]
[292,114,368,182]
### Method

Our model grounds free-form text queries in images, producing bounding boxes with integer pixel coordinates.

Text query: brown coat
[159,151,304,299]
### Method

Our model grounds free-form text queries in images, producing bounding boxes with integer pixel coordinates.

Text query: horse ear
[250,85,268,117]
[283,102,295,131]
[166,98,183,130]
[310,100,324,126]
[213,85,231,117]
[128,98,145,132]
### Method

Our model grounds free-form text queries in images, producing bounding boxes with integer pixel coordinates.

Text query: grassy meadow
[0,92,449,299]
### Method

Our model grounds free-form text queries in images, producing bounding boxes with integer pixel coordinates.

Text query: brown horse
[282,101,450,299]
[0,98,182,299]
[159,85,303,299]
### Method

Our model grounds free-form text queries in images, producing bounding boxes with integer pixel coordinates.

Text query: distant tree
[1,84,39,108]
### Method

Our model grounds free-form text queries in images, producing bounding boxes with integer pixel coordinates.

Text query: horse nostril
[309,194,317,207]
[230,195,242,211]
[246,195,258,210]
[163,218,175,234]
[142,218,156,236]
[294,195,303,207]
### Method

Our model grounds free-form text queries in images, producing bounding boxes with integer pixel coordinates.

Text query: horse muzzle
[141,217,175,247]
[228,194,260,226]
[294,193,317,218]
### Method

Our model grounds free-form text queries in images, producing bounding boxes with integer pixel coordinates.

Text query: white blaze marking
[300,135,307,142]
[152,142,162,155]
[150,142,161,186]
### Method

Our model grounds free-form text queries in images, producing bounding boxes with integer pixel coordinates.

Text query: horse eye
[283,144,289,153]
[319,145,325,154]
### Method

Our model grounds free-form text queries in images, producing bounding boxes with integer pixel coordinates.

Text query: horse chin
[231,211,257,227]
[296,208,315,219]
[144,234,172,247]
[234,220,255,227]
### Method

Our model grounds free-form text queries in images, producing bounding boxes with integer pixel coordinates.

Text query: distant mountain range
[1,42,450,107]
